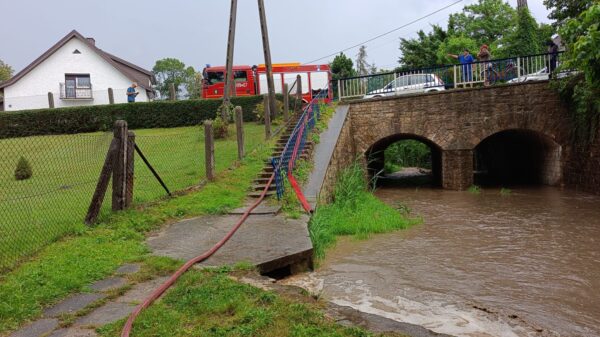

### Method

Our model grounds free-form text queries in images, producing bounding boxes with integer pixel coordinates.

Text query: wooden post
[48,92,54,108]
[223,0,238,117]
[169,83,176,101]
[125,131,135,208]
[283,83,289,122]
[85,138,119,225]
[263,94,271,140]
[204,120,215,181]
[257,0,278,118]
[235,106,244,160]
[296,74,302,110]
[112,120,128,211]
[108,88,115,104]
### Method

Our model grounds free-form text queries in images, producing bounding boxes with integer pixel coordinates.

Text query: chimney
[86,37,96,46]
[517,0,528,9]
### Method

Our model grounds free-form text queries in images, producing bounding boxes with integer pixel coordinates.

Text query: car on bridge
[363,73,445,99]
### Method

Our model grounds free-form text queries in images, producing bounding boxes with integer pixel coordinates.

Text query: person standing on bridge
[477,44,492,86]
[448,49,475,86]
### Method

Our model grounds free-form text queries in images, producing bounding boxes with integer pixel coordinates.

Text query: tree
[183,67,203,99]
[399,25,448,68]
[355,45,370,76]
[436,36,479,64]
[448,0,517,47]
[503,7,543,57]
[543,0,594,26]
[0,60,13,83]
[330,52,356,80]
[152,58,195,99]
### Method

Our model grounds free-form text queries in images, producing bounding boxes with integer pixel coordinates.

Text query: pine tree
[14,156,33,181]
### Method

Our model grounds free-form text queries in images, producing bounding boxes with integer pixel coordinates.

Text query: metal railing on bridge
[337,52,567,100]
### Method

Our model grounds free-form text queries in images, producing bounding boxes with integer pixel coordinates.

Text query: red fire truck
[201,63,331,102]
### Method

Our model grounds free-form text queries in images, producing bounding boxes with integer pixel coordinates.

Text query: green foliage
[152,58,196,99]
[0,95,284,139]
[468,185,482,194]
[330,53,356,80]
[14,156,32,181]
[399,25,448,68]
[309,163,419,259]
[253,99,284,124]
[437,36,479,64]
[557,3,600,143]
[384,140,432,173]
[185,71,203,99]
[503,7,545,57]
[355,45,372,76]
[212,116,229,139]
[544,0,594,26]
[0,59,13,83]
[500,188,512,196]
[448,0,517,46]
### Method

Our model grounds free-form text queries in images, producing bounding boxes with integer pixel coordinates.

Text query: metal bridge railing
[338,52,567,100]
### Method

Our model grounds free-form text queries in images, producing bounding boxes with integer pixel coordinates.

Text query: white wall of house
[3,38,148,111]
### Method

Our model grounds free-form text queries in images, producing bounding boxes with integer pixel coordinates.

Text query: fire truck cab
[201,63,331,102]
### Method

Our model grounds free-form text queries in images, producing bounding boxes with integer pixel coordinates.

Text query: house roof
[0,30,155,91]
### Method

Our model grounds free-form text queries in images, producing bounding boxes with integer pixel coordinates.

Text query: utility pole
[257,0,278,118]
[222,0,238,120]
[517,0,528,9]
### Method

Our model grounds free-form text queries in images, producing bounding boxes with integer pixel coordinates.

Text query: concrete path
[304,105,349,206]
[147,213,313,274]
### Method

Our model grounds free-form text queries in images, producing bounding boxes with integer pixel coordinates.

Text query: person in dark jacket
[546,40,559,78]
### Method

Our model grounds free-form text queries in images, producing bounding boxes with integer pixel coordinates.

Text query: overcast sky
[0,0,552,74]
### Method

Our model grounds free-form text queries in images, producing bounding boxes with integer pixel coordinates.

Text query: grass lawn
[0,123,264,272]
[0,140,271,334]
[98,266,407,337]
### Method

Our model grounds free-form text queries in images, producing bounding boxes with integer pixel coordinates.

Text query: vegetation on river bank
[309,163,420,260]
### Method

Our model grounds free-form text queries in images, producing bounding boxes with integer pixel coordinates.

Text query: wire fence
[0,123,265,272]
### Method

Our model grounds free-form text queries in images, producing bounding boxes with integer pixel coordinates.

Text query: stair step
[248,190,276,198]
[252,184,277,191]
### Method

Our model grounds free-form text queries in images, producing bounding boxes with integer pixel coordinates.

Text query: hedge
[0,95,289,139]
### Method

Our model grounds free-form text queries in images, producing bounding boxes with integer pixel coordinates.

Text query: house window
[63,74,92,99]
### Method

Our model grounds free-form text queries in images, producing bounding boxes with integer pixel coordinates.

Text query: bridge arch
[365,134,443,187]
[473,129,562,186]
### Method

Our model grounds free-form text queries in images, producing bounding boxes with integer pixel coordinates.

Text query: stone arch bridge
[319,81,582,199]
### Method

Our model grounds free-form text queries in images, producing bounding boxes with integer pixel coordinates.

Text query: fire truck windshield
[206,71,224,85]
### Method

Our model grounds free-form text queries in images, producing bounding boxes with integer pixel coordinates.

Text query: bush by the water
[309,163,419,259]
[384,140,432,173]
[14,156,32,181]
[0,95,290,139]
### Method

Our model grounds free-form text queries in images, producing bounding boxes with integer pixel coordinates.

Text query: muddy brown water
[285,186,600,337]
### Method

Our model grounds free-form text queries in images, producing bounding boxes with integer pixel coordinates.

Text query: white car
[507,66,575,83]
[363,74,445,99]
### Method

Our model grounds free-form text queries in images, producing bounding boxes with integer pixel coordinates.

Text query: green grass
[467,184,482,195]
[500,187,512,196]
[0,141,272,334]
[98,267,404,337]
[309,163,420,260]
[0,123,264,271]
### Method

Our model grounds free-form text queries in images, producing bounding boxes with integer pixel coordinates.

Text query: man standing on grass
[127,82,139,103]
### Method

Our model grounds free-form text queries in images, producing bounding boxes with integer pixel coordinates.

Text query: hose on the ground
[120,173,275,337]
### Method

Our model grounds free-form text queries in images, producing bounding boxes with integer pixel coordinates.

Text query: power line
[303,0,463,64]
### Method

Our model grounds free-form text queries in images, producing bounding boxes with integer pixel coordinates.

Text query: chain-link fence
[0,132,113,271]
[0,122,265,272]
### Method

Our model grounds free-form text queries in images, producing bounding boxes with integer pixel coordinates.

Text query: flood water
[286,186,600,337]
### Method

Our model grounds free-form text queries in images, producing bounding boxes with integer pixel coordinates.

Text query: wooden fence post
[48,92,54,108]
[296,75,302,111]
[85,138,119,225]
[235,106,244,160]
[125,131,135,208]
[283,83,289,122]
[263,94,271,140]
[204,120,215,181]
[112,120,128,211]
[108,88,115,104]
[169,83,176,101]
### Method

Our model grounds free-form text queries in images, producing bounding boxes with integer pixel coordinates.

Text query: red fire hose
[120,173,275,337]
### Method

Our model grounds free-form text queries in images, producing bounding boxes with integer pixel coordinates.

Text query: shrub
[253,99,284,124]
[212,116,229,139]
[0,95,289,139]
[14,156,33,181]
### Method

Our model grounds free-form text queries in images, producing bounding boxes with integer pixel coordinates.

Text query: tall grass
[309,163,419,259]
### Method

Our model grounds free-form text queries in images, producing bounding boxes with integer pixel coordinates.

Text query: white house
[0,30,155,111]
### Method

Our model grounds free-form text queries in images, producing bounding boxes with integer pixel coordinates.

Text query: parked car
[507,66,576,83]
[363,74,445,99]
